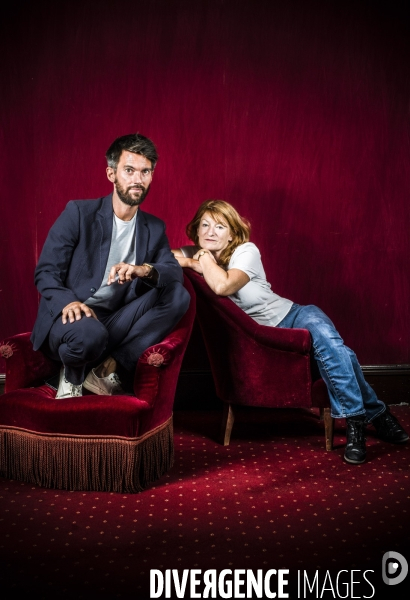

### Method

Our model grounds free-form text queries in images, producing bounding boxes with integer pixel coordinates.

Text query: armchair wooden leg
[220,403,235,446]
[323,407,334,451]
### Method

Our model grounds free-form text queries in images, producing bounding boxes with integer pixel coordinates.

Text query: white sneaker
[56,368,83,399]
[83,369,124,395]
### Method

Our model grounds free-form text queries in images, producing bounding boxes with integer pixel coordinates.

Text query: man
[31,133,190,398]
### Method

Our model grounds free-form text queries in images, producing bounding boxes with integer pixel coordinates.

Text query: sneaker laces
[63,376,82,397]
[70,384,82,397]
[346,419,366,445]
[374,410,401,435]
[108,372,123,391]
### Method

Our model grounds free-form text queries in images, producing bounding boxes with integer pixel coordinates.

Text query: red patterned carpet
[1,406,409,599]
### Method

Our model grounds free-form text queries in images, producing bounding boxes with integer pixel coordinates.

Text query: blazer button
[90,287,96,294]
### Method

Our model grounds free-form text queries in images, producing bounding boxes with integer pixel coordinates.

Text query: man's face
[107,151,154,207]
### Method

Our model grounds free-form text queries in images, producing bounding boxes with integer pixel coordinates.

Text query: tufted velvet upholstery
[184,270,333,449]
[0,275,196,492]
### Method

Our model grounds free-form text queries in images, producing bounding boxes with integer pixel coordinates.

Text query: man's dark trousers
[46,281,189,385]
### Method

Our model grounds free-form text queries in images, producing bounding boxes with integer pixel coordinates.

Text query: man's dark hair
[105,133,158,170]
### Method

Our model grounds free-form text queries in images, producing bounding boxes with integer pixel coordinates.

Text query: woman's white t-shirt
[180,243,293,326]
[227,242,293,326]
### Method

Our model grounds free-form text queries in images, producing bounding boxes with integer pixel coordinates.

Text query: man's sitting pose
[31,133,190,398]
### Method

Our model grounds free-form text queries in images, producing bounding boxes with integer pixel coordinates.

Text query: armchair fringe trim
[0,417,173,493]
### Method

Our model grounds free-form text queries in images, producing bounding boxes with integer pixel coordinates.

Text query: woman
[173,200,408,464]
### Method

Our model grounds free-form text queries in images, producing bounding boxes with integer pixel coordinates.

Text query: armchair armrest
[133,275,195,408]
[184,270,311,354]
[1,333,58,393]
[229,314,311,354]
[133,335,187,407]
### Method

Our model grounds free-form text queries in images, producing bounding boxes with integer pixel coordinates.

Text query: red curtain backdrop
[1,0,409,371]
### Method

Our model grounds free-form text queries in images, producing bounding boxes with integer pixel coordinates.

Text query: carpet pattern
[1,406,409,598]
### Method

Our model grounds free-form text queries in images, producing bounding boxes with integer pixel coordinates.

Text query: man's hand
[107,263,150,285]
[62,302,98,324]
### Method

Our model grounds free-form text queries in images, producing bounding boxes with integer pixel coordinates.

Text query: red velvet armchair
[0,275,196,493]
[184,270,333,449]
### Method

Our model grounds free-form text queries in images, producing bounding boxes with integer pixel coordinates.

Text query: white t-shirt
[85,213,137,310]
[227,243,293,326]
[180,243,293,326]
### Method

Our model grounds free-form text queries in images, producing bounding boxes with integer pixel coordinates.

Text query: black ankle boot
[371,407,409,443]
[344,416,367,464]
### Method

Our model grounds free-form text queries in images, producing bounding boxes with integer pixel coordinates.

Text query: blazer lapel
[96,194,114,282]
[135,210,149,266]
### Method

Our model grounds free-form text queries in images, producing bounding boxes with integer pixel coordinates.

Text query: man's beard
[115,180,151,207]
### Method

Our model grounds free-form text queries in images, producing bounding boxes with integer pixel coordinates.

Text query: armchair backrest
[184,269,314,408]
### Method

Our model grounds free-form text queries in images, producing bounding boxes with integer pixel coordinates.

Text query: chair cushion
[0,385,151,437]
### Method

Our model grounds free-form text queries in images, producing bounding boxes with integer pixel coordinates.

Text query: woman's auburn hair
[185,200,251,266]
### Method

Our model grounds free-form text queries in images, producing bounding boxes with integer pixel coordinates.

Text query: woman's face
[197,212,232,256]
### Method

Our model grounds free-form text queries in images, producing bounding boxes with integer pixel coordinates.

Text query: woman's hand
[172,248,206,273]
[192,249,217,263]
[174,255,204,273]
[171,247,249,295]
[195,251,249,296]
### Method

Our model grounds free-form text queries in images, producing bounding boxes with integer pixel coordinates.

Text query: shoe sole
[378,436,409,444]
[83,379,110,395]
[344,455,366,464]
[83,378,125,396]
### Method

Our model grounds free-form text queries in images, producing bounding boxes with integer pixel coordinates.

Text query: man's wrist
[142,263,154,278]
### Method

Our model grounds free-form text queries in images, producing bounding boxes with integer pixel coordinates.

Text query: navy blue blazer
[31,194,183,351]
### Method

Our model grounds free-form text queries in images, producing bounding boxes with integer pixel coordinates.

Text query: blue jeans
[277,304,386,421]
